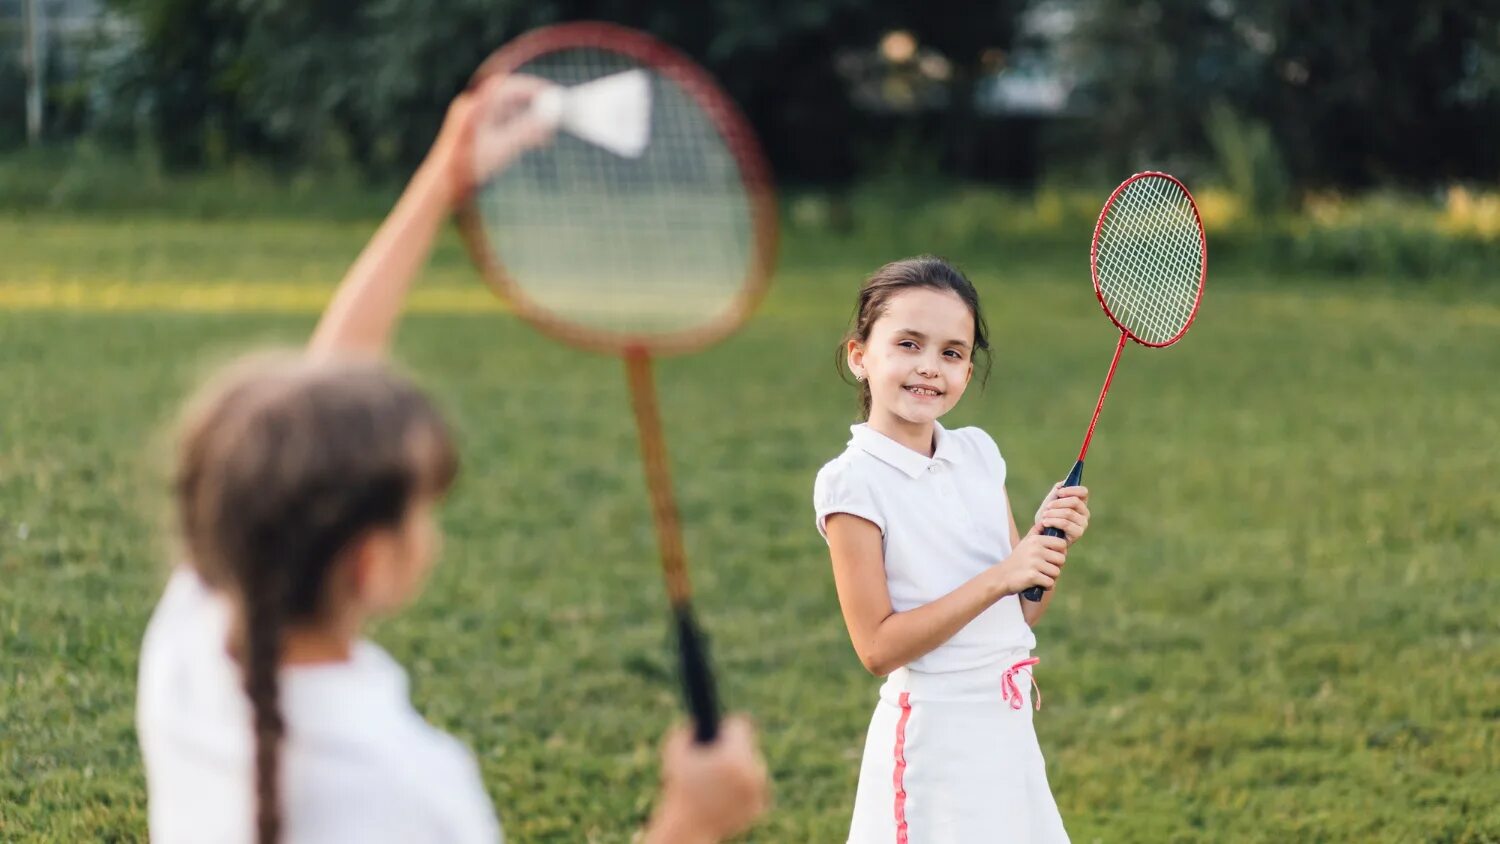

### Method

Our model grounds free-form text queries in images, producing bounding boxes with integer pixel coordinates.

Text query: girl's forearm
[307,154,455,357]
[861,571,1007,676]
[1021,585,1054,627]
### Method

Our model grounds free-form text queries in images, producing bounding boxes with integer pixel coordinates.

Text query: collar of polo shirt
[848,421,963,479]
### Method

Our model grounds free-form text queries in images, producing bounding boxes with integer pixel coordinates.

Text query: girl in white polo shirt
[814,256,1091,843]
[137,74,768,844]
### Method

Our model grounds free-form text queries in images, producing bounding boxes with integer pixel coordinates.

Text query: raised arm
[308,74,553,358]
[825,512,1065,676]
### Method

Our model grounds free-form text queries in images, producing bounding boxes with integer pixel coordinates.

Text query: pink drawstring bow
[1001,657,1041,711]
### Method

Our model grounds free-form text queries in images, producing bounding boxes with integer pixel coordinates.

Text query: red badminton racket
[1022,172,1207,602]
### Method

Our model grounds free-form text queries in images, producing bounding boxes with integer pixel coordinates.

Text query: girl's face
[351,495,443,616]
[848,287,976,430]
[387,495,442,608]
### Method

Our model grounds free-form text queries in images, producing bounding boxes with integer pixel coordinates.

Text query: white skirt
[847,651,1068,844]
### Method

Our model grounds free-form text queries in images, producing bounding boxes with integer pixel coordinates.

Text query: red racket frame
[1074,171,1208,463]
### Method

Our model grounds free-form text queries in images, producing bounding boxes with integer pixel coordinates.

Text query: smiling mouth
[904,385,942,397]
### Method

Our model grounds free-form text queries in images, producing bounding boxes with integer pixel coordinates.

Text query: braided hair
[173,353,458,843]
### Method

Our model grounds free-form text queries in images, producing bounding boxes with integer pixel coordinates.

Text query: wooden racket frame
[455,23,780,742]
[455,21,778,358]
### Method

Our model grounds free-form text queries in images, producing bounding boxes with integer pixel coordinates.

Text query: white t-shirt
[814,421,1036,673]
[137,568,503,844]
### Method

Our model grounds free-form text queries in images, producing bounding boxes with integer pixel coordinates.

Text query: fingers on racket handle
[674,604,721,744]
[1023,461,1086,603]
[1023,526,1068,602]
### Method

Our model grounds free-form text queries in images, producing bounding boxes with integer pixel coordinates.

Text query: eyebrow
[893,328,971,350]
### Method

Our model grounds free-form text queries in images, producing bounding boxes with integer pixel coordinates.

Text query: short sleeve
[963,426,1008,487]
[425,739,504,844]
[813,458,886,541]
[380,719,503,844]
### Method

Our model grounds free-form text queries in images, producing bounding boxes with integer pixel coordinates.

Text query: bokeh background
[2,2,1498,841]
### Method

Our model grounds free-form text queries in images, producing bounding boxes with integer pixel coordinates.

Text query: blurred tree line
[25,0,1500,191]
[1071,0,1500,193]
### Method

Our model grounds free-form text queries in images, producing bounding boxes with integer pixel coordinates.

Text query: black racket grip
[1021,459,1085,603]
[674,603,721,744]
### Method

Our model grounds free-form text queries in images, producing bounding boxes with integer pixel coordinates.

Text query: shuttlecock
[531,69,652,158]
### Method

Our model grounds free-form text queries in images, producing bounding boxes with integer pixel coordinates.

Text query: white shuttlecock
[531,69,652,158]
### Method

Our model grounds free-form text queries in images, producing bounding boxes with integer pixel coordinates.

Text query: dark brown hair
[173,353,458,844]
[837,255,992,419]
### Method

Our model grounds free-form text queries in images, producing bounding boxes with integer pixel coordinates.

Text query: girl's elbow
[858,649,895,677]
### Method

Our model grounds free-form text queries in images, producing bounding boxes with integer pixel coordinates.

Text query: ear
[846,338,866,378]
[963,359,973,386]
[342,529,399,609]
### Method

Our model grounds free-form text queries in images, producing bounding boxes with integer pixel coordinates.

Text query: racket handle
[1021,459,1085,603]
[674,603,721,744]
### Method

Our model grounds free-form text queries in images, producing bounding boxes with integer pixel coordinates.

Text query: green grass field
[1,209,1497,843]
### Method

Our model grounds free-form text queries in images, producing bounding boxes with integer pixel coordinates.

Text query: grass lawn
[1,210,1497,842]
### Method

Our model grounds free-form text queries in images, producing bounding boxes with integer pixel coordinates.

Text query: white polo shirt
[814,421,1035,674]
[137,568,503,844]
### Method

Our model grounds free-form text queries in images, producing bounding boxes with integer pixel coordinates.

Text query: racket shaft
[624,351,721,741]
[1023,334,1123,602]
[1022,459,1084,603]
[625,352,692,602]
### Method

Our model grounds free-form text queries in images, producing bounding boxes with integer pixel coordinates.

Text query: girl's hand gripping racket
[1023,172,1207,602]
[457,23,777,740]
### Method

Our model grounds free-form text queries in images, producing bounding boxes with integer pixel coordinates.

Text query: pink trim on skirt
[892,691,912,844]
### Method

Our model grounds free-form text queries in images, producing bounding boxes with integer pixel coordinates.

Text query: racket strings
[1110,184,1188,334]
[1095,177,1204,345]
[1098,184,1200,343]
[475,47,755,337]
[1098,184,1198,343]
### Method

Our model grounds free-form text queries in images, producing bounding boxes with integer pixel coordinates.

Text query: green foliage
[1279,216,1488,281]
[2,198,1498,841]
[0,145,398,219]
[1203,101,1288,217]
[86,0,973,178]
[5,146,1498,283]
[1068,0,1500,187]
[0,58,25,148]
[32,0,1499,189]
[786,182,1500,284]
[1217,190,1500,281]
